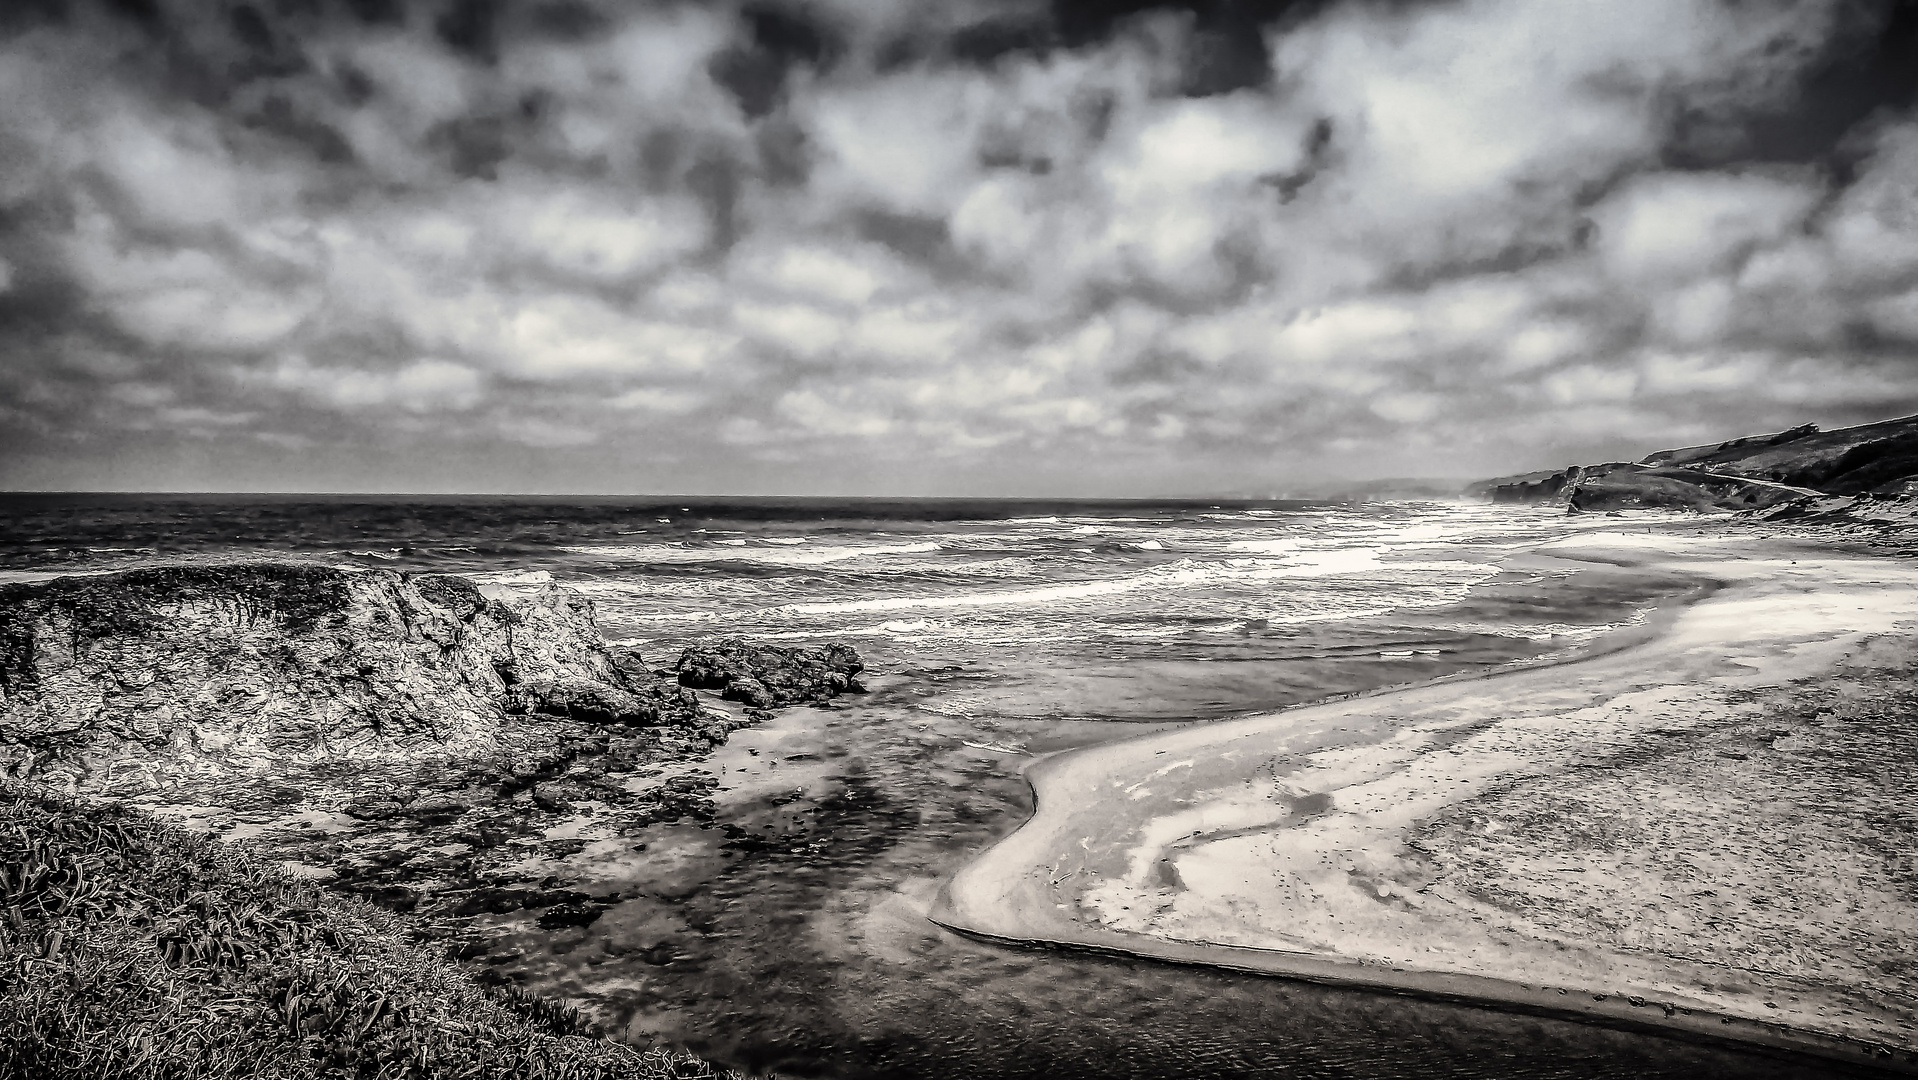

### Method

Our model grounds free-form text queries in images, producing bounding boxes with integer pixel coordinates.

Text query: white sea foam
[613,545,1499,628]
[564,541,941,566]
[1224,538,1309,556]
[755,547,1394,617]
[466,569,553,586]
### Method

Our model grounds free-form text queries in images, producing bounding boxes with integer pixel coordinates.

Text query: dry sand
[931,527,1918,1072]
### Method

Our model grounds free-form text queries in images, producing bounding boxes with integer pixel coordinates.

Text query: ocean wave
[563,576,779,601]
[563,540,942,567]
[465,569,554,586]
[754,547,1395,617]
[617,546,1500,627]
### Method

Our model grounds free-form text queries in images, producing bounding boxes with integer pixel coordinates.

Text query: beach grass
[0,780,728,1080]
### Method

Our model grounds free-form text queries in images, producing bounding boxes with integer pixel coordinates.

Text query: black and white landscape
[2,2,1917,1079]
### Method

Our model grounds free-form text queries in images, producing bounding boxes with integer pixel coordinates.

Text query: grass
[0,780,734,1080]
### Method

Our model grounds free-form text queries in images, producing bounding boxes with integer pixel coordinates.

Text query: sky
[1,0,1916,496]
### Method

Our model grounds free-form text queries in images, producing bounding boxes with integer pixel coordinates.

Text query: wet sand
[932,529,1918,1073]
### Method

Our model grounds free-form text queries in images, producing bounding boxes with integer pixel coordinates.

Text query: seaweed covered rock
[0,563,698,786]
[674,638,865,708]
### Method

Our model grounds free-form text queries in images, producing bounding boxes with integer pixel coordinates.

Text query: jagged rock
[451,886,589,917]
[0,561,880,956]
[0,563,695,785]
[515,675,658,725]
[675,638,865,708]
[536,899,605,930]
[342,794,405,821]
[408,795,471,824]
[529,779,603,812]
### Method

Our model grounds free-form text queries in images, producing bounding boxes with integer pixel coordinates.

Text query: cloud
[260,357,486,414]
[0,0,1915,495]
[1592,171,1823,282]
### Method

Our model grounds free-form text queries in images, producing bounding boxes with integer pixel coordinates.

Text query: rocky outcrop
[0,561,871,947]
[0,563,699,786]
[674,638,865,709]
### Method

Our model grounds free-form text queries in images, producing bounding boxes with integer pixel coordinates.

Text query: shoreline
[930,525,1918,1074]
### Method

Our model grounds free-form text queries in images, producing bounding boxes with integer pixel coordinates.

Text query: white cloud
[1593,171,1822,283]
[1501,322,1591,372]
[734,242,894,307]
[263,357,485,413]
[63,205,317,351]
[1637,351,1768,394]
[1544,364,1639,406]
[733,301,845,360]
[3,0,1913,493]
[499,416,600,448]
[505,186,709,280]
[845,303,968,364]
[779,388,895,437]
[608,387,703,414]
[809,71,991,215]
[1865,290,1918,343]
[495,297,736,379]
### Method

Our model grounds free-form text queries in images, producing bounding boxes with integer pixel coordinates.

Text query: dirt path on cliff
[931,528,1918,1074]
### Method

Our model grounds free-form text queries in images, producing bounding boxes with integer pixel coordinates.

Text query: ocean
[0,493,1850,1079]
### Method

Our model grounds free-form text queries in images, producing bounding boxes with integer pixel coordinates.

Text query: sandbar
[931,527,1918,1072]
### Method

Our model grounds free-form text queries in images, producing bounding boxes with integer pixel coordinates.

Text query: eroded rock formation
[0,563,698,785]
[0,562,868,940]
[675,638,865,709]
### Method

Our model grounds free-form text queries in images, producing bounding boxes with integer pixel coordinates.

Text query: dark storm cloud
[1,0,1917,495]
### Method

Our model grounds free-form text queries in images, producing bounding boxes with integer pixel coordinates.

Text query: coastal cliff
[1472,413,1918,513]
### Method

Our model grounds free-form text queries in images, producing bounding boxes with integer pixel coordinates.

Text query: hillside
[1475,413,1918,512]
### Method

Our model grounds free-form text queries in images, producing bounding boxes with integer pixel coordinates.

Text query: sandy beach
[932,526,1918,1072]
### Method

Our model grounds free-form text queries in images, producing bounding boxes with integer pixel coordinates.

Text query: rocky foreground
[0,781,731,1080]
[0,562,864,946]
